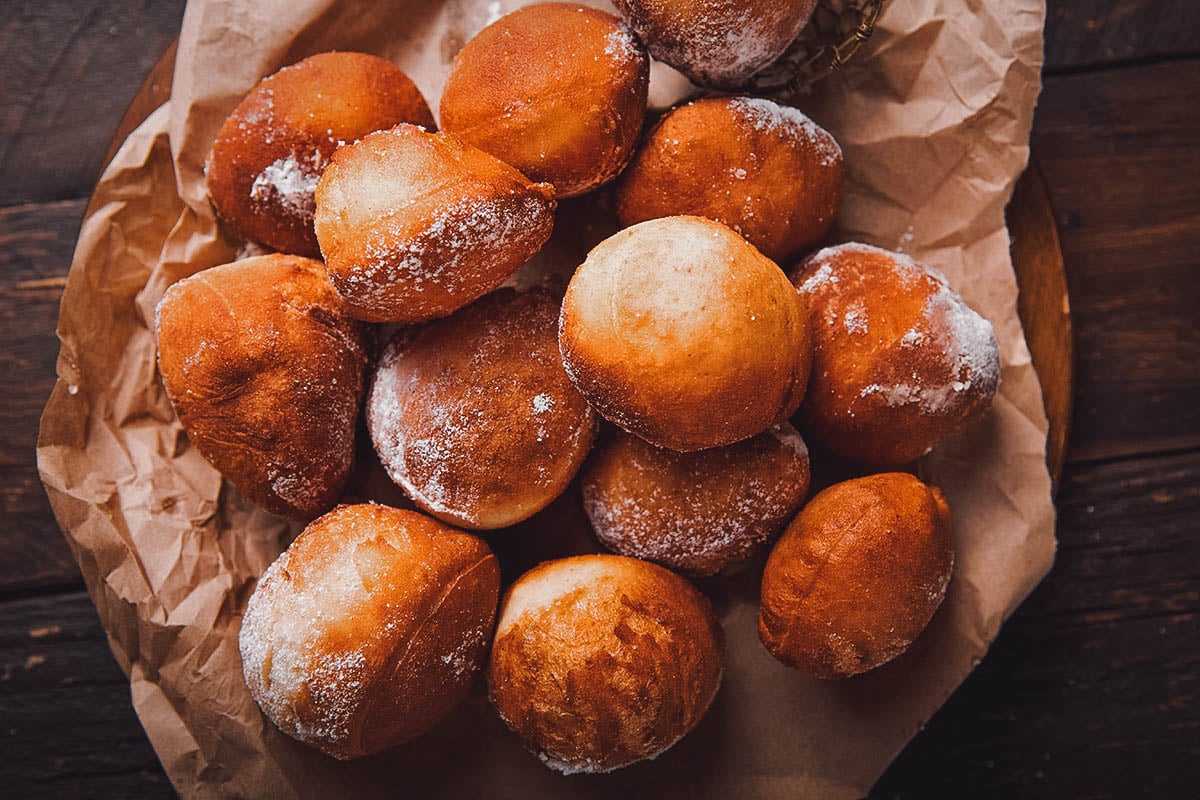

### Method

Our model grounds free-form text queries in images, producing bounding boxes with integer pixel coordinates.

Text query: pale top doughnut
[559,215,812,451]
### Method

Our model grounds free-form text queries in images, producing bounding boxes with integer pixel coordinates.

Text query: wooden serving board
[99,41,1073,487]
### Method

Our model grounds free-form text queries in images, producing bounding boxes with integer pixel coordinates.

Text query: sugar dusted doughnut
[559,215,812,451]
[205,52,435,257]
[488,554,723,773]
[611,0,819,88]
[313,124,556,323]
[154,254,369,520]
[617,96,844,264]
[582,424,810,575]
[367,288,597,529]
[758,473,954,678]
[239,504,500,759]
[791,243,1001,464]
[440,3,649,197]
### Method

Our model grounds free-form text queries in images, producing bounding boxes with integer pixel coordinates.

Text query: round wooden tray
[101,42,1073,487]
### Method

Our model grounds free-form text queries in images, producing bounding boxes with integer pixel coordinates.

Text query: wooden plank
[0,0,184,207]
[0,591,173,798]
[1044,0,1200,72]
[1035,59,1200,463]
[873,448,1200,799]
[0,199,88,595]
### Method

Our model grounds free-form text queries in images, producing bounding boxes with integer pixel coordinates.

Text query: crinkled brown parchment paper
[38,1,1055,797]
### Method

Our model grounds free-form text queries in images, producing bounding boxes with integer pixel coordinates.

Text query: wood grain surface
[1,1,1198,798]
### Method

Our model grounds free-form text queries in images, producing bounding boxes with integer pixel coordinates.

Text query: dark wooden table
[2,2,1197,797]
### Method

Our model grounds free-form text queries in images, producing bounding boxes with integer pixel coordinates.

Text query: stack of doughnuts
[152,0,1005,775]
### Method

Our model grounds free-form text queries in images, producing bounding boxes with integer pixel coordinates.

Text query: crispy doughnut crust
[205,52,435,257]
[367,287,598,529]
[154,254,369,519]
[758,473,954,678]
[441,3,649,198]
[559,215,811,451]
[617,96,844,264]
[791,243,1001,464]
[314,124,556,323]
[239,504,500,759]
[488,554,723,773]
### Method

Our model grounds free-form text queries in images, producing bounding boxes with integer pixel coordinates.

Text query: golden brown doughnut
[367,287,597,529]
[758,473,954,678]
[440,3,649,198]
[611,0,818,88]
[205,52,435,257]
[154,254,369,520]
[239,503,500,759]
[559,215,812,451]
[313,124,556,323]
[582,424,810,576]
[791,243,1001,464]
[617,95,843,264]
[488,554,723,773]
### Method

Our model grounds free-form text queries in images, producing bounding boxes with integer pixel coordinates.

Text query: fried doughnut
[611,0,819,88]
[239,504,500,759]
[559,215,812,451]
[791,243,1001,464]
[582,424,810,575]
[617,96,843,264]
[313,124,556,323]
[758,473,954,678]
[440,3,649,197]
[205,52,435,257]
[154,254,369,520]
[367,288,597,529]
[488,554,723,773]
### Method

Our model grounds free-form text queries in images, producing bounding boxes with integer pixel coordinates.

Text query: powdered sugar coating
[604,24,646,68]
[238,504,499,759]
[239,549,371,748]
[346,193,551,305]
[314,125,556,323]
[582,424,811,576]
[792,242,1001,463]
[726,97,843,167]
[249,152,321,220]
[367,288,597,529]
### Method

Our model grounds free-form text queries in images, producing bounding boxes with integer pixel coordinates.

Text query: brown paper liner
[38,1,1055,797]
